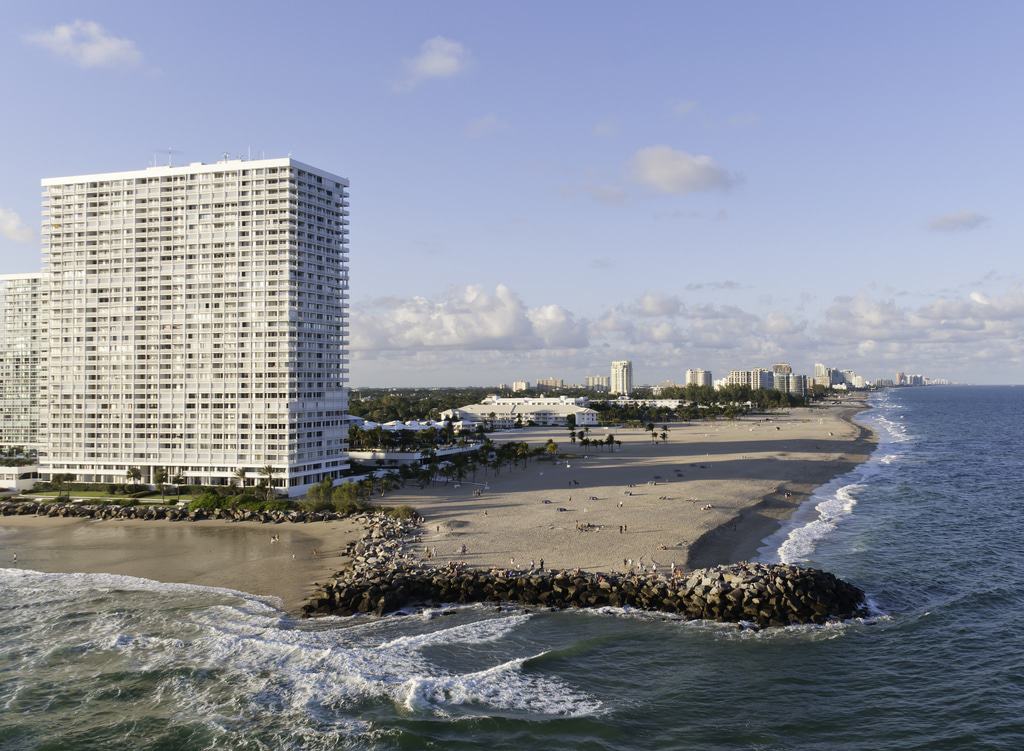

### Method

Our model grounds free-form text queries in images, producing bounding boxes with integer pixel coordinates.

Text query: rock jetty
[303,514,868,628]
[0,500,348,524]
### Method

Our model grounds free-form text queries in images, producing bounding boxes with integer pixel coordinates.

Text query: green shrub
[384,505,418,521]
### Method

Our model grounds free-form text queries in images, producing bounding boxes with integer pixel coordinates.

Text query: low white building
[441,395,597,428]
[0,464,40,493]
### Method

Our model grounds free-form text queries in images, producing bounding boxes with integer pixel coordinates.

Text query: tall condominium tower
[610,360,633,395]
[684,368,713,388]
[40,157,349,496]
[0,273,47,450]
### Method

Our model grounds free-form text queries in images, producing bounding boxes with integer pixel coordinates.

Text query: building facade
[441,395,597,428]
[684,368,713,388]
[0,273,46,451]
[585,374,610,391]
[537,377,564,389]
[610,360,633,395]
[39,158,350,496]
[511,380,530,392]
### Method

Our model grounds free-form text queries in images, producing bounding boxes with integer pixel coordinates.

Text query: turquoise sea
[2,387,1022,750]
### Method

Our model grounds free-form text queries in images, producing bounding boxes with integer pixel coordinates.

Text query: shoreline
[0,400,876,613]
[388,400,876,575]
[0,515,363,613]
[684,401,877,569]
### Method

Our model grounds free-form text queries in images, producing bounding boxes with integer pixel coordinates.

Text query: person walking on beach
[539,558,544,571]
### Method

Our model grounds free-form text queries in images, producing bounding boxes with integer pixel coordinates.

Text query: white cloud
[465,114,507,138]
[929,211,989,232]
[351,282,1024,385]
[671,100,698,117]
[635,293,682,317]
[27,20,142,68]
[352,284,587,352]
[398,36,468,90]
[630,145,739,194]
[0,209,33,243]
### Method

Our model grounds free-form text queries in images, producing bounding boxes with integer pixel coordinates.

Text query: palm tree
[171,472,185,495]
[232,467,247,487]
[660,431,668,444]
[52,473,74,501]
[258,465,278,502]
[126,466,142,487]
[544,439,559,456]
[153,467,168,502]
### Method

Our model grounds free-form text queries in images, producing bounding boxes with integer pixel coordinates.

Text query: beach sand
[390,400,875,573]
[0,515,362,612]
[0,399,873,609]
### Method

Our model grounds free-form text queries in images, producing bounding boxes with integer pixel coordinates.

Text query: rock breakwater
[0,500,348,524]
[303,514,868,628]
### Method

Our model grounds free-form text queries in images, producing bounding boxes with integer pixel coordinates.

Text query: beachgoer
[539,558,544,570]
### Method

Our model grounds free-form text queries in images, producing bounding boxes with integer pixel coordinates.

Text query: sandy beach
[390,400,875,573]
[0,515,362,612]
[0,399,873,609]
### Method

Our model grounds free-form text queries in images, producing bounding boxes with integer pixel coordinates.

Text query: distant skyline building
[0,273,46,450]
[610,360,633,395]
[684,368,713,388]
[536,376,564,389]
[585,374,610,391]
[726,369,752,388]
[511,380,530,392]
[38,157,350,496]
[750,367,774,390]
[772,363,793,375]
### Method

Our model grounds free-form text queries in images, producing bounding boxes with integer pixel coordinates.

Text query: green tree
[52,473,74,501]
[232,467,247,487]
[153,467,168,502]
[125,466,142,487]
[258,465,279,502]
[545,439,559,456]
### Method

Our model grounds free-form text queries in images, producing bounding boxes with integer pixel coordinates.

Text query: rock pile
[303,516,868,627]
[0,500,347,524]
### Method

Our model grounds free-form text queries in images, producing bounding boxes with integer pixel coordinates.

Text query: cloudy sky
[2,2,1023,385]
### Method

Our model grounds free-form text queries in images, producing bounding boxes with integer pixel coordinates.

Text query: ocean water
[2,387,1023,750]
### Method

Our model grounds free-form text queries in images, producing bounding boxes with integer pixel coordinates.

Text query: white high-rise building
[750,368,774,390]
[39,157,350,496]
[684,369,713,388]
[610,360,633,395]
[585,374,610,391]
[0,273,47,450]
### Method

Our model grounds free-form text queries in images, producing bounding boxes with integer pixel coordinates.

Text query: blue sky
[2,2,1023,385]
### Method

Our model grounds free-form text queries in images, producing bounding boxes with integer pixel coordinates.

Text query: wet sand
[0,516,362,612]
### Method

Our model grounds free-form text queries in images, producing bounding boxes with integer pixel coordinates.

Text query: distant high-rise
[726,369,752,388]
[585,374,610,391]
[0,273,46,450]
[772,363,793,375]
[750,368,774,390]
[39,157,350,495]
[511,380,530,392]
[610,360,633,395]
[684,368,713,388]
[537,377,564,389]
